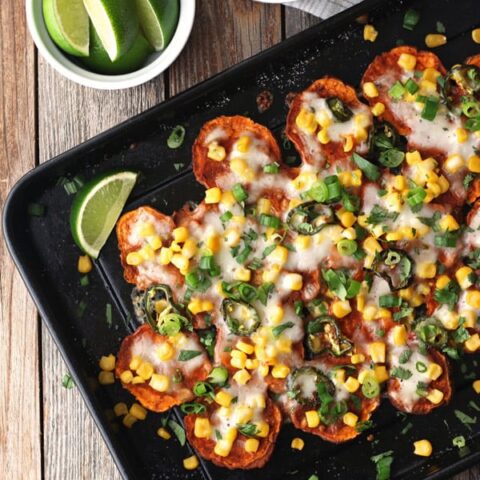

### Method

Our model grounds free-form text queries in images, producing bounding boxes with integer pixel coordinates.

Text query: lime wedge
[83,0,139,61]
[81,29,152,75]
[43,0,90,57]
[135,0,179,51]
[70,171,138,258]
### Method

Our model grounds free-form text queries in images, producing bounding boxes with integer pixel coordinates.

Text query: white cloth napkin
[284,0,362,19]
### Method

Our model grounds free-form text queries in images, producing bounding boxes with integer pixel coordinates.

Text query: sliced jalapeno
[144,284,190,335]
[222,299,260,336]
[442,64,480,111]
[373,249,414,291]
[307,315,353,356]
[414,317,448,348]
[287,366,335,406]
[326,97,353,122]
[286,201,335,235]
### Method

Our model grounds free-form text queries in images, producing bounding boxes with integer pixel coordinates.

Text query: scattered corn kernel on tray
[4,0,480,478]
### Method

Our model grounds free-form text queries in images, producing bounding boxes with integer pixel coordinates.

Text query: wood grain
[0,1,41,478]
[37,58,165,480]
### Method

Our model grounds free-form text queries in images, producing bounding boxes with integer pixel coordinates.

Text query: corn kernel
[358,369,374,384]
[425,34,447,48]
[439,214,460,232]
[137,362,154,380]
[129,355,142,371]
[99,354,116,372]
[78,255,93,273]
[317,128,330,144]
[205,187,222,204]
[258,364,270,377]
[456,266,474,289]
[150,374,169,392]
[194,418,212,438]
[126,251,143,266]
[207,141,226,161]
[231,157,254,181]
[171,253,189,274]
[416,262,436,279]
[338,210,357,228]
[291,437,305,450]
[271,364,290,379]
[332,300,352,318]
[343,412,358,427]
[426,389,444,404]
[363,82,379,98]
[369,342,386,363]
[371,102,385,117]
[466,291,480,308]
[98,371,114,385]
[473,380,480,393]
[295,235,311,250]
[172,226,188,243]
[364,24,378,42]
[270,245,289,266]
[214,439,233,457]
[183,455,199,470]
[468,155,480,173]
[351,353,365,364]
[460,310,477,329]
[130,403,147,420]
[343,134,354,152]
[245,358,259,370]
[414,439,433,457]
[296,108,317,134]
[305,410,320,428]
[255,421,270,438]
[113,402,128,417]
[245,438,260,453]
[233,369,251,385]
[120,370,133,384]
[157,427,171,439]
[122,414,137,428]
[224,427,238,442]
[236,135,251,153]
[283,273,303,291]
[344,376,360,393]
[215,390,233,407]
[316,109,332,129]
[392,325,408,346]
[398,53,416,71]
[364,236,382,255]
[375,365,389,383]
[362,304,378,321]
[131,376,145,384]
[257,197,272,215]
[427,363,443,381]
[406,150,422,165]
[473,28,480,44]
[465,333,480,352]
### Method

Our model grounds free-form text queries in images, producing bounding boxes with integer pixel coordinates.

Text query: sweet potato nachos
[113,46,480,469]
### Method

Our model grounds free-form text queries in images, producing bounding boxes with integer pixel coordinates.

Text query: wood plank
[284,7,479,479]
[169,0,282,94]
[0,1,41,478]
[37,59,165,480]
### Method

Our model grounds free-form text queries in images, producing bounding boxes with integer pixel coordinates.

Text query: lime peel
[70,171,138,258]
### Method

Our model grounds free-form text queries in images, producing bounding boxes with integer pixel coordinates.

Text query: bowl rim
[26,0,196,90]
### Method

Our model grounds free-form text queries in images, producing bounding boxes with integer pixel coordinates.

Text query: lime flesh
[83,0,139,61]
[70,171,138,258]
[135,0,179,51]
[43,0,89,57]
[81,29,152,75]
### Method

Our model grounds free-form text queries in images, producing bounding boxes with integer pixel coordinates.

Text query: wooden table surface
[1,1,479,478]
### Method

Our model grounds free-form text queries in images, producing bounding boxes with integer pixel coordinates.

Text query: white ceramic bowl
[26,0,196,90]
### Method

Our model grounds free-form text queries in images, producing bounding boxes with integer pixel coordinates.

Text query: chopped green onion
[325,175,342,201]
[105,303,112,327]
[236,245,252,264]
[406,186,426,211]
[80,275,89,287]
[337,239,358,256]
[434,232,460,248]
[220,211,233,223]
[452,436,466,449]
[208,366,228,386]
[232,183,248,202]
[461,100,480,118]
[62,373,75,389]
[465,117,480,131]
[403,8,420,30]
[436,21,446,34]
[167,419,186,446]
[180,402,206,414]
[404,78,419,94]
[421,96,439,121]
[28,202,45,217]
[259,213,281,229]
[389,81,406,100]
[352,153,380,181]
[379,294,401,308]
[272,321,295,338]
[416,361,427,373]
[342,192,360,212]
[362,376,380,399]
[306,180,328,202]
[178,349,202,361]
[167,125,186,149]
[263,162,280,174]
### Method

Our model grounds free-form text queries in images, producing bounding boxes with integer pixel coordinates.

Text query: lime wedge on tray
[70,171,138,258]
[135,0,180,51]
[43,0,90,57]
[83,0,139,61]
[81,29,153,75]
